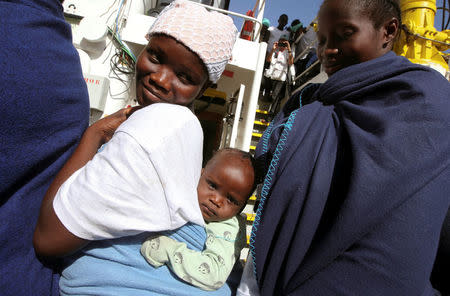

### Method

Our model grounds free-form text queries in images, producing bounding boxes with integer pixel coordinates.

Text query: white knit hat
[146,0,237,83]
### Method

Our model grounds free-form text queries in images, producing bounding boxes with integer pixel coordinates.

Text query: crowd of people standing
[259,12,320,117]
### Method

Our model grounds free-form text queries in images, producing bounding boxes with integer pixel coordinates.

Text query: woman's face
[317,0,389,76]
[135,35,209,107]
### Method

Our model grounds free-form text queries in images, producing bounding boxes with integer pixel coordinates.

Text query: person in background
[287,19,303,45]
[0,0,90,295]
[266,14,289,57]
[34,1,241,295]
[238,0,450,294]
[259,18,271,43]
[285,19,304,94]
[262,14,289,104]
[141,148,256,291]
[262,35,293,116]
[293,22,318,75]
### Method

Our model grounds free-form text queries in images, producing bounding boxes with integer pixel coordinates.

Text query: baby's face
[197,153,254,222]
[135,35,209,107]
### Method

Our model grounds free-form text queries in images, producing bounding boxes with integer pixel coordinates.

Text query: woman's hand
[273,42,278,51]
[91,105,143,145]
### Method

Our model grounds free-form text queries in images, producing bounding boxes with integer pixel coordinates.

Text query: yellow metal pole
[394,0,450,76]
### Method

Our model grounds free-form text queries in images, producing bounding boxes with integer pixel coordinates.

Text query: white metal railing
[229,84,245,148]
[195,0,265,42]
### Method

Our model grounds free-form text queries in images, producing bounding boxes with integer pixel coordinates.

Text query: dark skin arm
[33,106,142,258]
[286,42,294,65]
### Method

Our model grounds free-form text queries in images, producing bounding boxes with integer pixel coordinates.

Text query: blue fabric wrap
[60,223,241,295]
[0,0,89,295]
[251,52,450,295]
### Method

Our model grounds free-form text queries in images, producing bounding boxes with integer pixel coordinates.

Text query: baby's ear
[201,168,205,175]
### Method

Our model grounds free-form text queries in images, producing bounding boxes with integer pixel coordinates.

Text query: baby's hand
[141,235,170,268]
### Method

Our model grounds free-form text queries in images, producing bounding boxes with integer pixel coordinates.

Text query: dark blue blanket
[0,0,89,295]
[251,52,450,295]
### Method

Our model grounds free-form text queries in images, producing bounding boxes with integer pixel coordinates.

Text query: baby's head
[317,0,401,76]
[197,148,256,222]
[135,0,237,107]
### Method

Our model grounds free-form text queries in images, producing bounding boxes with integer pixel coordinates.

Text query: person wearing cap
[262,14,289,103]
[262,35,294,116]
[288,19,303,45]
[33,1,240,295]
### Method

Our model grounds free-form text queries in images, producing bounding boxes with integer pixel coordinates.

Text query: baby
[141,148,256,291]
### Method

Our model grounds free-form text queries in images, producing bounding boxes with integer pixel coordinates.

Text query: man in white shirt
[266,14,289,58]
[261,14,289,110]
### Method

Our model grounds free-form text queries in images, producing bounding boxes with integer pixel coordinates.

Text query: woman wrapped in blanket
[33,1,242,295]
[1,0,89,295]
[238,0,450,295]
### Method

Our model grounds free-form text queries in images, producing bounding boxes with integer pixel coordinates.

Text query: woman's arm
[33,106,141,257]
[286,42,294,65]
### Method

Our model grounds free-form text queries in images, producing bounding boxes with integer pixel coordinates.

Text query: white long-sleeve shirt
[53,103,205,240]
